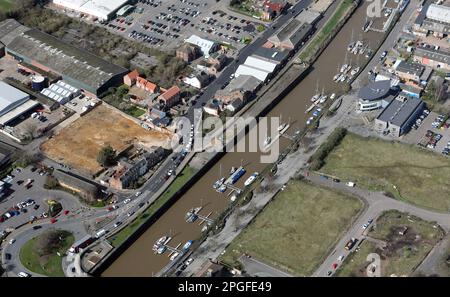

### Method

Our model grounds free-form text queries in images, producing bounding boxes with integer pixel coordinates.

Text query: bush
[97,145,116,167]
[309,127,347,170]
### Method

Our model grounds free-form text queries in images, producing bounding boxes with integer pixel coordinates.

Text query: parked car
[123,198,131,204]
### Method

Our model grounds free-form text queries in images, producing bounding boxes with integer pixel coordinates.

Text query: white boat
[153,236,171,254]
[217,184,227,193]
[310,93,320,102]
[170,252,179,261]
[347,42,355,52]
[306,117,314,125]
[333,74,341,81]
[278,123,290,134]
[230,167,236,174]
[264,136,271,146]
[183,240,193,250]
[339,75,347,82]
[330,93,336,100]
[244,172,259,187]
[340,64,348,73]
[350,67,360,76]
[319,95,328,104]
[213,177,225,189]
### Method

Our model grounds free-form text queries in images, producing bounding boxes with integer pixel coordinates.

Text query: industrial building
[0,81,39,126]
[5,29,128,96]
[52,0,130,21]
[413,45,450,71]
[184,35,218,58]
[374,94,425,137]
[0,19,29,55]
[40,81,81,105]
[414,2,450,38]
[358,80,399,111]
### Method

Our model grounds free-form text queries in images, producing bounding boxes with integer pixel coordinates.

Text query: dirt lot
[336,210,444,277]
[40,104,171,175]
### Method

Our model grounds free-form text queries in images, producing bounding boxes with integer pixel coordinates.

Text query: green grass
[336,210,444,277]
[109,166,196,247]
[19,232,74,277]
[299,0,354,62]
[219,180,363,276]
[125,105,146,118]
[320,133,450,212]
[0,0,13,12]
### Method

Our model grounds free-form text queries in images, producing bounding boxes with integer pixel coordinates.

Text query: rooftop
[426,3,450,24]
[415,45,450,64]
[358,80,392,101]
[395,60,425,77]
[377,96,424,127]
[0,19,29,47]
[7,29,128,92]
[253,46,288,63]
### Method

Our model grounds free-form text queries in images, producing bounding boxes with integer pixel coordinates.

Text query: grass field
[336,210,444,277]
[41,105,171,175]
[109,165,196,247]
[320,133,450,212]
[19,232,74,277]
[219,180,363,276]
[0,0,13,12]
[299,0,354,62]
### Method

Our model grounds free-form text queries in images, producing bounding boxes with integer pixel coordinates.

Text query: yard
[40,104,171,175]
[19,230,74,277]
[336,210,444,277]
[320,133,450,212]
[219,180,363,276]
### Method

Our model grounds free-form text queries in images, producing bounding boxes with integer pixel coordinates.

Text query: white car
[135,191,142,197]
[338,255,345,262]
[9,238,15,244]
[123,198,131,204]
[18,272,31,277]
[127,212,135,217]
[362,223,369,230]
[185,258,194,266]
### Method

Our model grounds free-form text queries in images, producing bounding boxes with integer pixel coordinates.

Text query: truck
[69,235,94,253]
[345,238,358,250]
[95,229,107,238]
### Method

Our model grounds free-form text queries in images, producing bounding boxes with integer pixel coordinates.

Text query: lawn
[299,0,354,63]
[0,0,13,12]
[219,180,363,276]
[109,165,196,247]
[336,210,444,277]
[320,133,450,212]
[19,231,74,277]
[125,105,146,118]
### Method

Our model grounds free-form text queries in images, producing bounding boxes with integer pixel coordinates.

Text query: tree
[97,145,116,167]
[35,229,71,257]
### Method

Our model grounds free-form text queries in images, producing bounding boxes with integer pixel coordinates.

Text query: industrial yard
[40,104,172,175]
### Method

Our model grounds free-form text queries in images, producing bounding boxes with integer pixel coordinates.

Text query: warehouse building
[0,81,39,126]
[414,2,450,37]
[0,19,29,56]
[413,45,450,71]
[52,0,130,21]
[6,29,128,97]
[374,94,425,137]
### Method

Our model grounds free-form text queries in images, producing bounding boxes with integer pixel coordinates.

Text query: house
[183,73,210,89]
[185,35,218,58]
[136,77,159,93]
[215,75,261,104]
[176,43,201,62]
[263,0,288,15]
[393,60,425,84]
[413,45,450,71]
[374,94,425,137]
[123,69,140,87]
[226,98,243,113]
[203,99,223,116]
[53,170,103,202]
[158,86,181,107]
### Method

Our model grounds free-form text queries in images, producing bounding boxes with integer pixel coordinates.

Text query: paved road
[238,256,293,277]
[308,173,450,277]
[187,0,314,122]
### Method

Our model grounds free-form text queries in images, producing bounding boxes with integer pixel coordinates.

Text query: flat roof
[0,81,30,115]
[236,65,269,82]
[377,97,424,127]
[0,19,29,47]
[253,46,288,63]
[53,0,129,20]
[244,56,278,73]
[7,29,128,93]
[0,100,39,126]
[395,60,425,77]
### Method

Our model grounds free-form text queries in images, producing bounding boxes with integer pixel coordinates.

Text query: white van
[346,181,355,187]
[95,229,106,238]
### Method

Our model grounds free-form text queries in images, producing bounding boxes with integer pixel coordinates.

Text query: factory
[52,0,130,21]
[5,28,128,97]
[0,81,39,127]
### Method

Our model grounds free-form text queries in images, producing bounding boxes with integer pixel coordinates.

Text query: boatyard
[101,0,386,277]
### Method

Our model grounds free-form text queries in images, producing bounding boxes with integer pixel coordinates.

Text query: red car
[64,210,70,215]
[332,263,338,270]
[50,218,57,224]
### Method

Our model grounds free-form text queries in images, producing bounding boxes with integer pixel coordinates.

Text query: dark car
[33,204,39,210]
[30,167,37,172]
[5,253,11,260]
[16,180,24,185]
[32,225,42,230]
[138,202,145,208]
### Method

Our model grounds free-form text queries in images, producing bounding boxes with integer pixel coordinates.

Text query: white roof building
[244,56,278,73]
[0,81,30,117]
[235,65,270,82]
[52,0,129,21]
[185,35,217,58]
[40,80,80,105]
[426,4,450,24]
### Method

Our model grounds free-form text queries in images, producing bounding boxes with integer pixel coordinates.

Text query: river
[102,0,383,276]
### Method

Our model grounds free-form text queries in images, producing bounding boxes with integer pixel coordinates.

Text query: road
[309,173,450,277]
[187,0,314,121]
[238,256,293,277]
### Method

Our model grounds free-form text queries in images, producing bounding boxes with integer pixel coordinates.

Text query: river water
[102,1,383,276]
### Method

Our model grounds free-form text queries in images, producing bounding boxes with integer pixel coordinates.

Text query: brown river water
[102,1,383,276]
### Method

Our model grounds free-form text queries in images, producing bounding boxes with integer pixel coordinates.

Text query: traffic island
[19,229,74,277]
